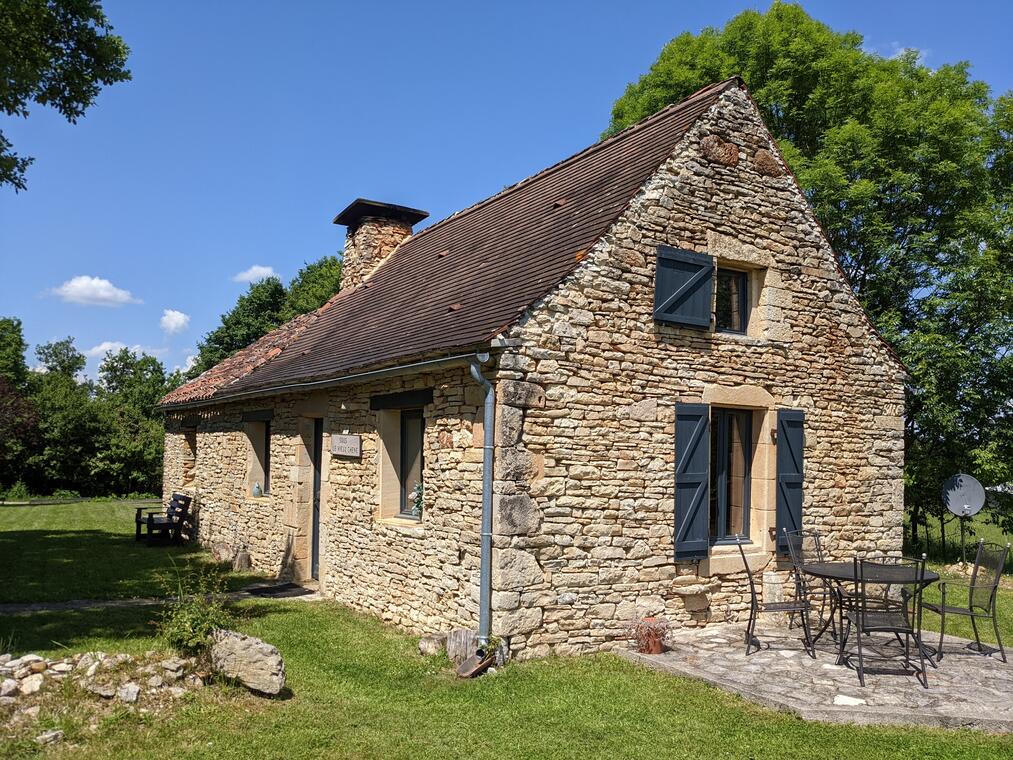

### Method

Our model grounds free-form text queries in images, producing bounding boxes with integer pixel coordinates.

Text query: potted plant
[628,617,668,654]
[410,481,424,518]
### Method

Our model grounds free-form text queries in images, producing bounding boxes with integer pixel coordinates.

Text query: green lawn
[0,500,259,604]
[2,601,1011,760]
[3,501,1012,758]
[910,513,1012,570]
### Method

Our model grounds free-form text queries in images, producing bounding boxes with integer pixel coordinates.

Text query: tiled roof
[159,309,323,406]
[161,78,739,408]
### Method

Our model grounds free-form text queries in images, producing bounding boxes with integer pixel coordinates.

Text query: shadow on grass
[0,598,292,657]
[0,528,256,604]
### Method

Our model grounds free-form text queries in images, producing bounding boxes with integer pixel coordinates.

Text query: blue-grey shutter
[776,409,805,553]
[675,403,710,559]
[654,246,714,328]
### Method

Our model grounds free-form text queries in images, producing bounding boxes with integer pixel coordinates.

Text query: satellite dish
[942,474,986,518]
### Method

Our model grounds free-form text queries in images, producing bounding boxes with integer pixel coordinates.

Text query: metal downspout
[469,352,495,647]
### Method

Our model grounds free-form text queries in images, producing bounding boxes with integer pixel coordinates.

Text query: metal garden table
[800,561,940,645]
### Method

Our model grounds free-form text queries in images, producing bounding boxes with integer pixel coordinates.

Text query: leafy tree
[605,3,1013,543]
[90,396,164,494]
[24,360,101,493]
[98,347,168,418]
[0,376,39,490]
[188,277,287,377]
[0,0,131,190]
[281,256,342,321]
[35,336,86,377]
[0,316,29,388]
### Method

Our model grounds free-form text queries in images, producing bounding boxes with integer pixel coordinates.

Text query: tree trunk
[940,512,947,559]
[910,501,921,549]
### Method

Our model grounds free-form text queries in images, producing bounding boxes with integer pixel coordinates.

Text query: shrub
[157,563,234,658]
[1,481,30,501]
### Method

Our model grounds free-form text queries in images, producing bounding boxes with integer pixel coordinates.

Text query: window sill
[711,331,767,346]
[375,515,425,533]
[247,494,271,501]
[699,545,771,576]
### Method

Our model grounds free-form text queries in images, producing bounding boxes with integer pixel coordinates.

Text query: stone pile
[1,650,204,746]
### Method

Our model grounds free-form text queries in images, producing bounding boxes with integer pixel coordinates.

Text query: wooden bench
[135,493,192,545]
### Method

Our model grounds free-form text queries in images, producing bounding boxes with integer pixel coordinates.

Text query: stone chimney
[333,199,429,289]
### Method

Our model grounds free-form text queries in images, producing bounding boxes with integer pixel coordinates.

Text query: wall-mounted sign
[331,434,362,458]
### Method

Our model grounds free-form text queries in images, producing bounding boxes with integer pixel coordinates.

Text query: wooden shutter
[675,403,710,559]
[654,246,715,328]
[776,409,805,553]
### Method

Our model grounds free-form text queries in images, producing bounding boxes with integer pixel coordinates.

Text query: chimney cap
[333,198,429,230]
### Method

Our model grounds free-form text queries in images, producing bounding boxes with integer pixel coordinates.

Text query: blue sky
[2,0,1011,377]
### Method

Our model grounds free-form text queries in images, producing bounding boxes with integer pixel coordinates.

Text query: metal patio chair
[841,555,929,688]
[738,541,814,657]
[782,528,835,637]
[923,539,1009,663]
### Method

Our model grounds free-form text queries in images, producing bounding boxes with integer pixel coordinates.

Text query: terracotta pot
[642,631,665,654]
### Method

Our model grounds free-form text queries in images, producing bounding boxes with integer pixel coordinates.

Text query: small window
[399,409,424,518]
[246,420,271,496]
[377,405,427,520]
[710,408,751,542]
[262,421,271,494]
[182,429,197,486]
[715,268,748,333]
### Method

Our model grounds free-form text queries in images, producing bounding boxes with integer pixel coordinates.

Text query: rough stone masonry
[163,84,905,661]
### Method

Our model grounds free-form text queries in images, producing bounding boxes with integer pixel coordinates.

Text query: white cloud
[51,275,141,306]
[160,309,190,335]
[85,341,168,360]
[175,354,196,373]
[85,340,127,358]
[232,265,277,283]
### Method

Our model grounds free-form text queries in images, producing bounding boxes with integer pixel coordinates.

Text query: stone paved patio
[620,621,1013,732]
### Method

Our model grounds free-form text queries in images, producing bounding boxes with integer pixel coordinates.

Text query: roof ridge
[406,77,743,246]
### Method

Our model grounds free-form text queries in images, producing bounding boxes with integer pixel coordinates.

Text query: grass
[2,601,1012,760]
[909,513,1012,570]
[0,500,259,604]
[2,500,1012,757]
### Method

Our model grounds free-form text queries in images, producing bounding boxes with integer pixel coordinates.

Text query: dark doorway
[311,418,323,580]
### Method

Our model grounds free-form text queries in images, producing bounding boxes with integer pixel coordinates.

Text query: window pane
[709,419,720,539]
[710,409,751,541]
[400,410,424,515]
[725,412,748,537]
[263,422,271,494]
[715,269,746,332]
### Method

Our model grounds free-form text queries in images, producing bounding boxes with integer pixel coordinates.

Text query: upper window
[715,268,748,333]
[654,247,758,334]
[709,408,751,542]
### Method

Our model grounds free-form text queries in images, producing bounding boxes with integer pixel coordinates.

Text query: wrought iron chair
[738,541,814,657]
[782,528,835,637]
[840,555,929,688]
[923,540,1009,663]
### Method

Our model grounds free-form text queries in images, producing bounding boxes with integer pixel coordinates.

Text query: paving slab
[620,621,1013,732]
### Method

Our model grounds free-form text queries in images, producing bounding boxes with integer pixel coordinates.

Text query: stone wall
[340,217,413,289]
[164,364,487,635]
[487,85,906,659]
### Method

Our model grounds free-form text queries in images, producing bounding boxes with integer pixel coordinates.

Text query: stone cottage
[160,78,906,659]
